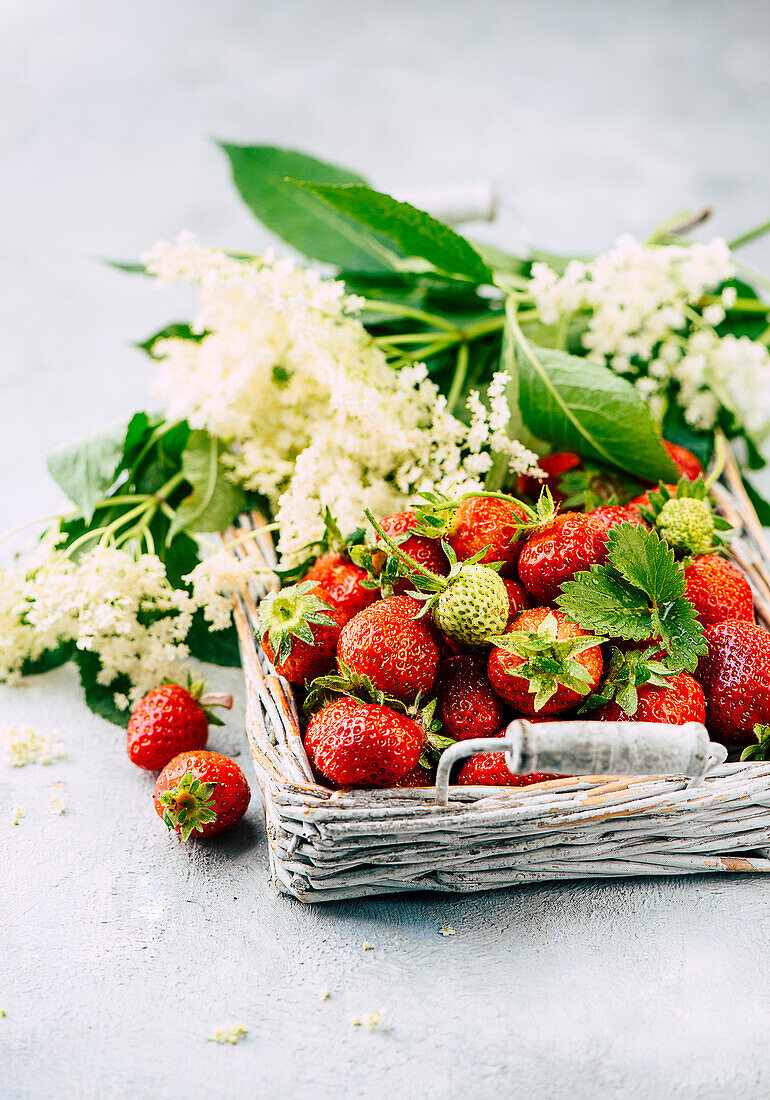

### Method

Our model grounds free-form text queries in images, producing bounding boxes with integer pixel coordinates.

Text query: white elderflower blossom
[527,235,770,437]
[144,237,541,562]
[0,547,196,706]
[185,548,272,631]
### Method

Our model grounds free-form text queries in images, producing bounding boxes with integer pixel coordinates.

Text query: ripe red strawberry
[395,764,435,788]
[260,581,346,685]
[696,621,770,744]
[437,655,507,741]
[154,750,250,840]
[502,577,531,626]
[684,555,754,630]
[305,553,377,621]
[518,513,608,602]
[446,495,531,575]
[127,680,233,771]
[457,751,560,787]
[516,452,581,504]
[305,697,422,787]
[337,595,441,702]
[377,510,449,592]
[663,441,703,482]
[488,607,604,716]
[593,672,705,725]
[629,484,679,513]
[589,505,649,539]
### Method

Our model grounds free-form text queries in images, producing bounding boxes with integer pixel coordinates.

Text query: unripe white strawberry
[433,564,509,646]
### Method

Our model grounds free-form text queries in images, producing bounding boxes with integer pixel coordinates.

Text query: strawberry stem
[159,770,218,842]
[363,508,446,585]
[200,692,233,710]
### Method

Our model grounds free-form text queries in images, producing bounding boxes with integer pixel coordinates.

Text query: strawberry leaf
[558,524,706,673]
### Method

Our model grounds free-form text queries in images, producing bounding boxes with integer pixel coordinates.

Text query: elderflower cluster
[185,548,271,631]
[144,235,541,562]
[0,547,194,706]
[528,235,770,434]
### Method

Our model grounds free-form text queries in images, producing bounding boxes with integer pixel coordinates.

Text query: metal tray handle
[434,719,728,807]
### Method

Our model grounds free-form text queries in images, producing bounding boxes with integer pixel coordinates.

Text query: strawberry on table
[518,513,609,603]
[154,751,250,840]
[127,679,233,771]
[696,620,770,744]
[304,553,377,621]
[259,580,346,685]
[437,655,507,741]
[592,671,706,725]
[684,555,754,629]
[487,608,604,716]
[305,697,422,788]
[337,595,441,702]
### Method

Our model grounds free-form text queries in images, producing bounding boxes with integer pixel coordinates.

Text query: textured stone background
[3,2,770,1097]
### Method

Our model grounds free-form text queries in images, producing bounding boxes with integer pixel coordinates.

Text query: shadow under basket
[226,453,770,903]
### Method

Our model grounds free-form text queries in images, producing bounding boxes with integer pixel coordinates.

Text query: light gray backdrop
[3,2,770,1098]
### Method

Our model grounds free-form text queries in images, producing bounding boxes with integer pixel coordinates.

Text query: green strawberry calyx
[489,612,606,711]
[740,724,770,762]
[259,580,338,666]
[159,770,218,842]
[580,645,675,718]
[163,673,233,728]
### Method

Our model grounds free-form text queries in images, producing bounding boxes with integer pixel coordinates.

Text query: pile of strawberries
[258,441,770,790]
[124,679,251,841]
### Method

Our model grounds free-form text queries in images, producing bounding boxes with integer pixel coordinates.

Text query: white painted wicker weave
[226,452,770,902]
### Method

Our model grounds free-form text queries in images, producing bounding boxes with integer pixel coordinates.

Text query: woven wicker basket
[227,451,770,902]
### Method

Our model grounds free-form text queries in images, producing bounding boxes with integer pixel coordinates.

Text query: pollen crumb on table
[208,1023,247,1045]
[361,941,373,951]
[439,925,457,936]
[12,807,23,826]
[1,725,67,768]
[318,987,331,1000]
[49,781,67,815]
[353,1010,384,1032]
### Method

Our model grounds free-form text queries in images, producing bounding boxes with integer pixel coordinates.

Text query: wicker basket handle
[434,719,728,807]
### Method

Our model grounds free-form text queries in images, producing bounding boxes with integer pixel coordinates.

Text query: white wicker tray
[226,453,770,902]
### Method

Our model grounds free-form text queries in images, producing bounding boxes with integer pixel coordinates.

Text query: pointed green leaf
[169,430,246,539]
[290,181,491,283]
[219,143,397,272]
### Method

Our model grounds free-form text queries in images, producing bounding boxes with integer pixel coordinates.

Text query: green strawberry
[656,497,714,554]
[363,509,508,647]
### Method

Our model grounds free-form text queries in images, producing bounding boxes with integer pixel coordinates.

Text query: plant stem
[446,341,469,413]
[361,299,458,332]
[363,508,443,585]
[728,220,770,251]
[699,294,770,314]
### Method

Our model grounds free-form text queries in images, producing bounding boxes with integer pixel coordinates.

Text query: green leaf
[291,181,491,284]
[75,651,131,728]
[137,323,206,358]
[168,431,246,539]
[557,566,655,641]
[743,477,770,526]
[185,608,242,668]
[219,143,397,271]
[21,641,75,677]
[605,523,685,604]
[510,323,679,483]
[47,419,132,521]
[162,532,201,589]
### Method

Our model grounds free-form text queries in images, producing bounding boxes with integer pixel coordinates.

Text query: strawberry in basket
[518,512,610,603]
[487,608,604,716]
[696,620,770,744]
[337,595,441,702]
[259,580,346,685]
[437,654,507,741]
[304,553,378,620]
[305,697,423,788]
[684,554,755,629]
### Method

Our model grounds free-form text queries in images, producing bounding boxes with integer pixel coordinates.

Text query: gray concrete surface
[3,2,770,1097]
